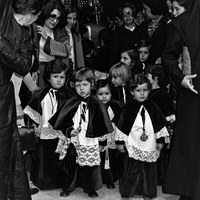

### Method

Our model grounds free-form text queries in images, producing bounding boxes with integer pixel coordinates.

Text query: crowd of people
[0,0,199,200]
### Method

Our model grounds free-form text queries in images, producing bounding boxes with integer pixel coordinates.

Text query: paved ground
[32,183,179,200]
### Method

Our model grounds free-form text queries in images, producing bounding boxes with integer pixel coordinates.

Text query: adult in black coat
[0,0,44,199]
[161,0,200,199]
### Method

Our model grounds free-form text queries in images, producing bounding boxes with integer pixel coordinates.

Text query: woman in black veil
[0,0,44,199]
[161,0,200,199]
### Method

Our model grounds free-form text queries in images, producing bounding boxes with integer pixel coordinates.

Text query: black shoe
[106,184,115,189]
[30,187,39,195]
[60,190,70,197]
[87,191,98,198]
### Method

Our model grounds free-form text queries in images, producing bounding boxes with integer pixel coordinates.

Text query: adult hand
[181,74,198,94]
[37,25,48,40]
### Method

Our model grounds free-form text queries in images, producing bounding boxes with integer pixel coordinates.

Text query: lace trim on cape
[24,105,40,124]
[155,126,169,139]
[115,127,128,141]
[73,143,101,166]
[126,145,160,162]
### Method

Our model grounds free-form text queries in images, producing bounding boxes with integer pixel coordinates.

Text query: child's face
[75,80,91,98]
[96,85,111,104]
[120,52,132,67]
[131,83,150,102]
[49,71,66,89]
[139,47,150,63]
[111,76,125,87]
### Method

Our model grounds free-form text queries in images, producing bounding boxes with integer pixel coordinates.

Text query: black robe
[0,1,34,199]
[162,1,200,199]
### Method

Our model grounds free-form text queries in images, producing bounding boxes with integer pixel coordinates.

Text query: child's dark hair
[121,48,139,66]
[137,39,151,50]
[145,64,169,88]
[129,74,152,92]
[96,79,111,93]
[70,67,96,89]
[43,59,67,84]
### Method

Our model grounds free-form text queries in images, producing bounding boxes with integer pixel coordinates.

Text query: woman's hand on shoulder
[37,25,48,40]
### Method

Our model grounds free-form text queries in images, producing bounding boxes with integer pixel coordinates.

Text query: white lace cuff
[24,105,41,124]
[155,126,169,139]
[115,127,128,142]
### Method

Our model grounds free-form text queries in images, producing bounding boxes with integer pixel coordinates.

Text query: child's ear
[70,82,75,88]
[130,91,134,96]
[91,81,96,90]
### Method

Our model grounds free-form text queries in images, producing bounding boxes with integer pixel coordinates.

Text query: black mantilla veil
[163,0,200,93]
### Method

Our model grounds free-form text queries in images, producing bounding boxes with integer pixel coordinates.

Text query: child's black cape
[49,95,114,138]
[113,98,167,136]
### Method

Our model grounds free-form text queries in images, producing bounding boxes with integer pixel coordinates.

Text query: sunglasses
[49,14,61,21]
[123,11,133,17]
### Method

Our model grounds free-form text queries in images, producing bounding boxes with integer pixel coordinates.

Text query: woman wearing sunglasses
[36,0,70,88]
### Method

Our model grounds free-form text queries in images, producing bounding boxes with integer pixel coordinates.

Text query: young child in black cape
[114,74,169,199]
[146,64,176,185]
[95,79,124,189]
[23,60,70,189]
[109,62,132,104]
[49,68,113,198]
